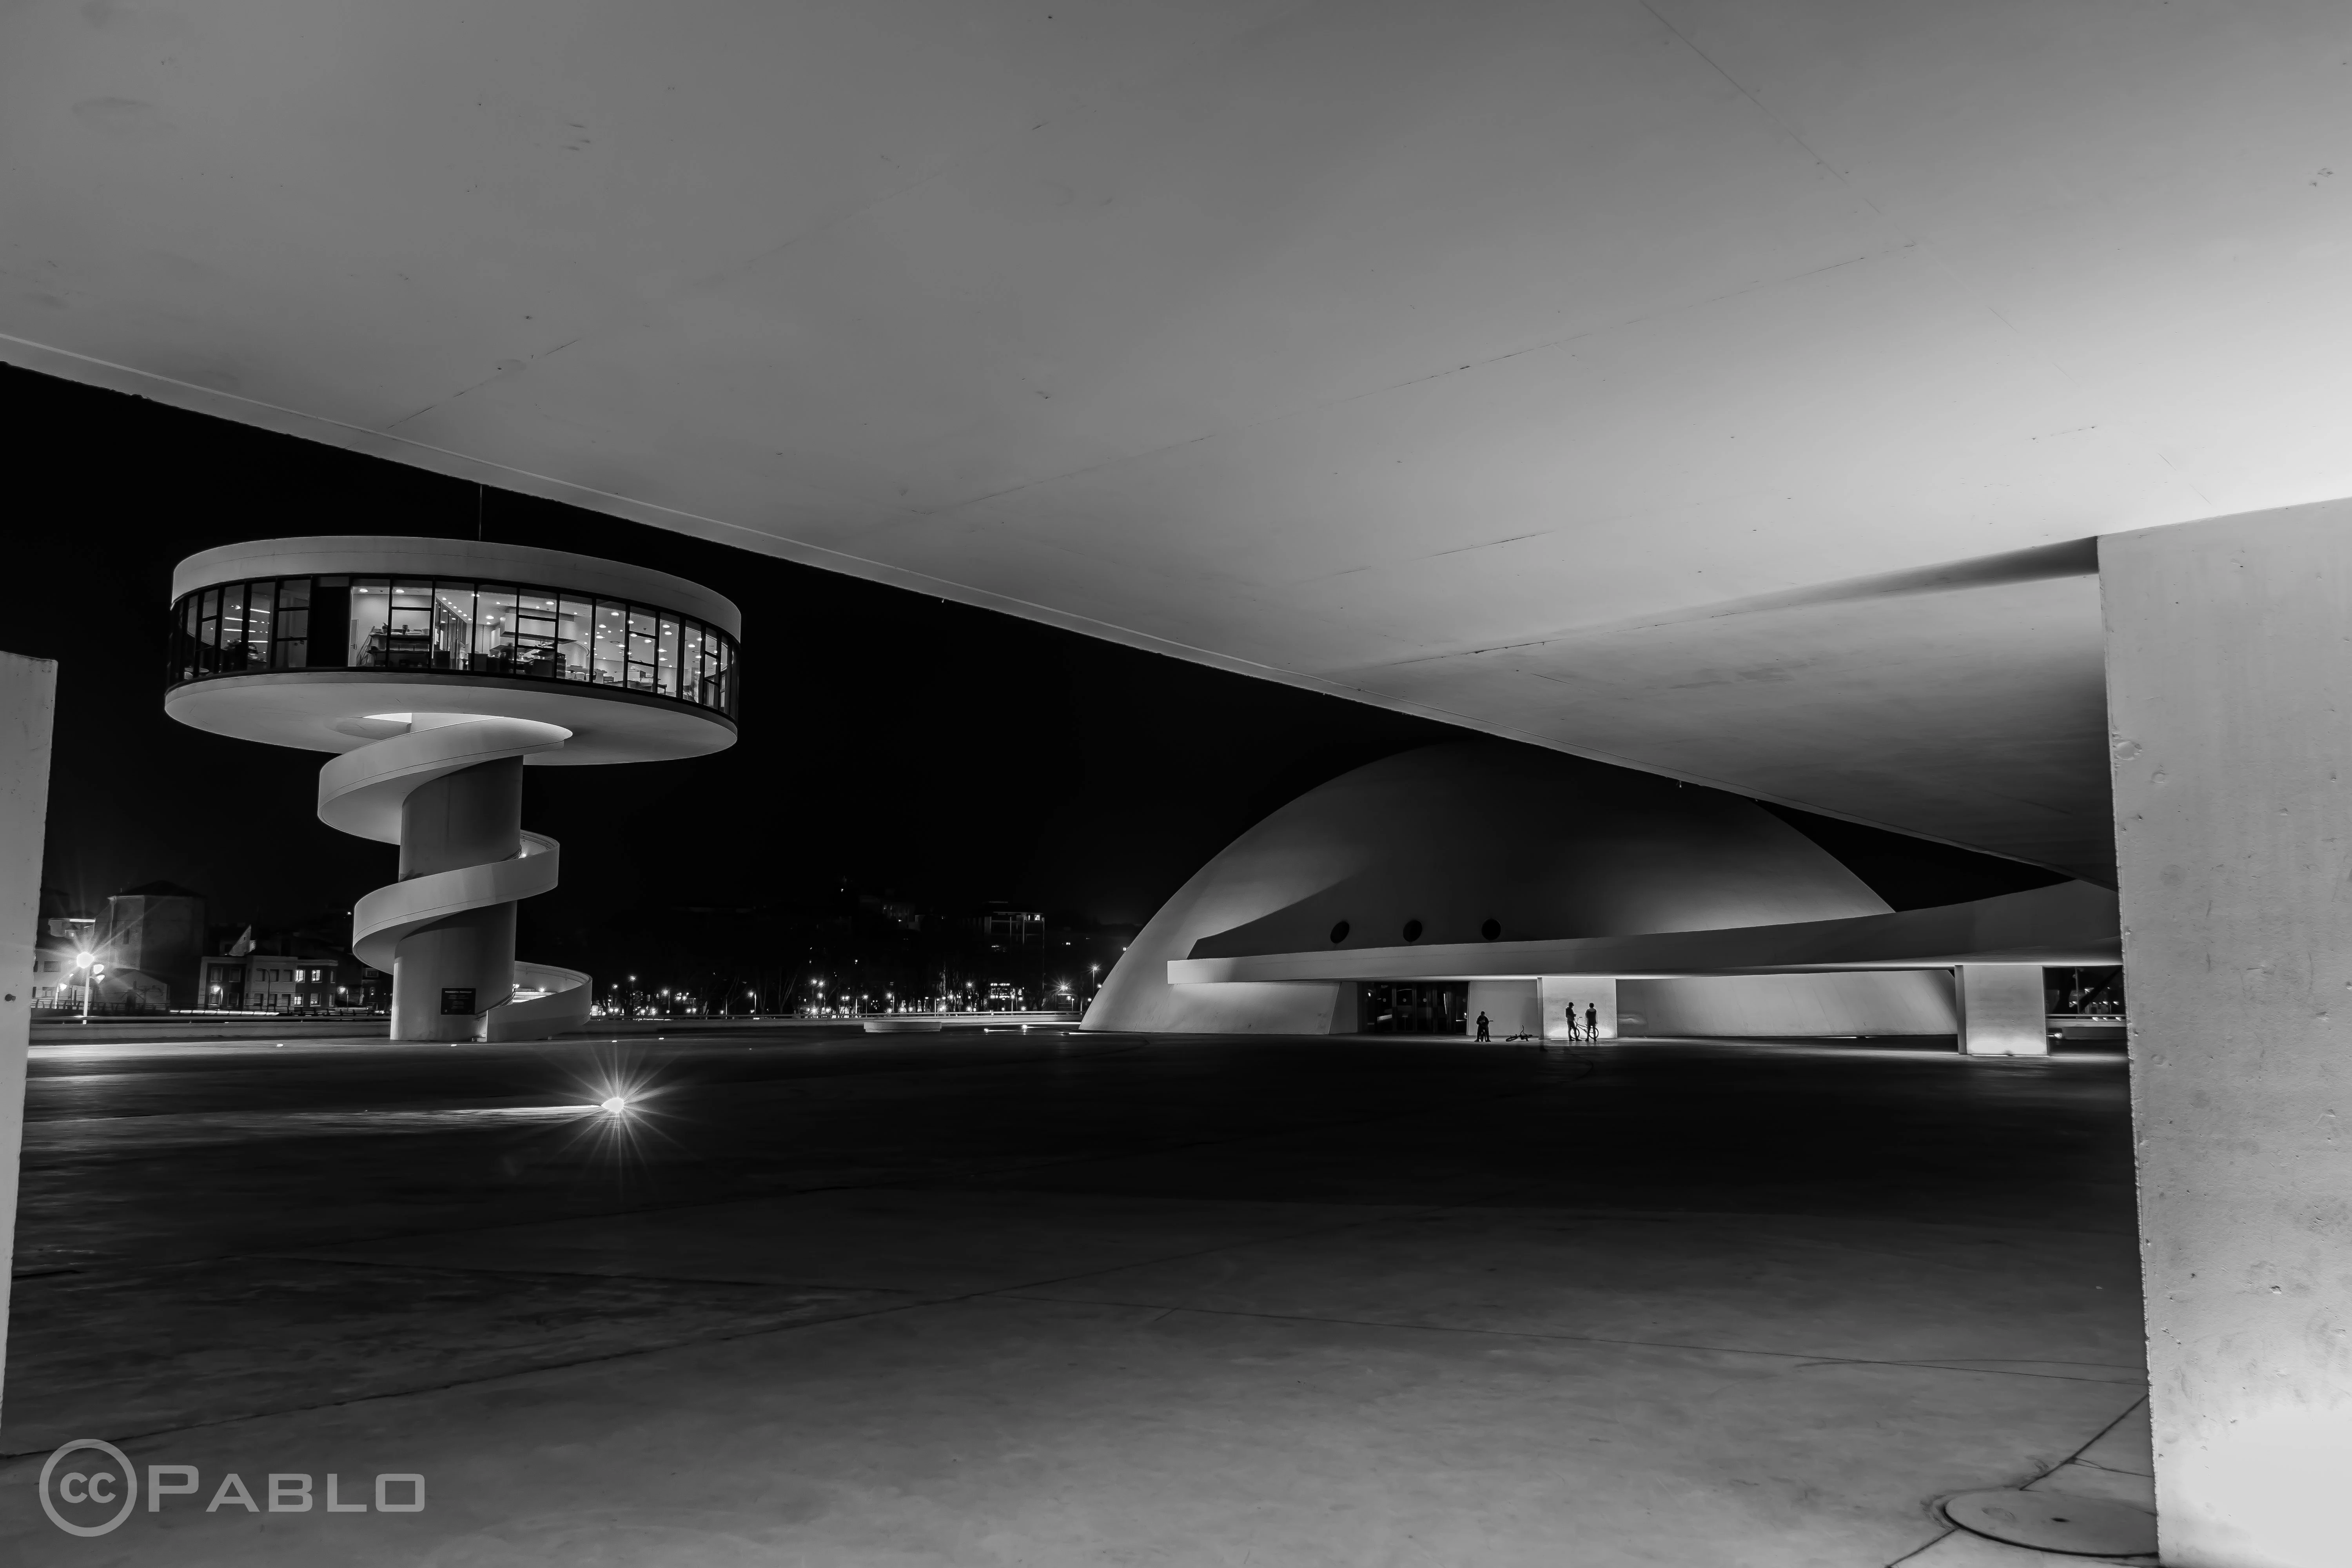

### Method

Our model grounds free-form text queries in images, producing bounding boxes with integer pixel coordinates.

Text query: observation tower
[163,537,740,1042]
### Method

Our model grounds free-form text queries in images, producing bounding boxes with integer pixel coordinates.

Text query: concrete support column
[2103,506,2352,1568]
[1955,963,2048,1056]
[389,756,521,1042]
[1538,976,1617,1041]
[0,652,58,1419]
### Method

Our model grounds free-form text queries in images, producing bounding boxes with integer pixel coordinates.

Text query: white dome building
[1084,742,2003,1040]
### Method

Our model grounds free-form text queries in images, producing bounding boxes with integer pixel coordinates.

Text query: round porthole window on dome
[1481,918,1502,941]
[1401,919,1423,943]
[1328,920,1350,944]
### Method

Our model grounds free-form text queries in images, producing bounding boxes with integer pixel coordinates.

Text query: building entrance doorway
[1358,982,1468,1035]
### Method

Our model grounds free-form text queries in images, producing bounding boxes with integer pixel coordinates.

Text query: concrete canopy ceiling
[9,0,2351,881]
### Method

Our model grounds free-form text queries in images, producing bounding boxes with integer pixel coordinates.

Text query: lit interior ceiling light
[600,1096,629,1114]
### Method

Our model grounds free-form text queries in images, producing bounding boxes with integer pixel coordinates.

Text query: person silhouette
[1585,1002,1599,1042]
[1564,1004,1579,1044]
[1474,1010,1490,1042]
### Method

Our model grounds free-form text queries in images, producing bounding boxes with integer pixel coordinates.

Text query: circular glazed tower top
[163,536,740,765]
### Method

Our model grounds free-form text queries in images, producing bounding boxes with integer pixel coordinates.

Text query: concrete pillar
[1955,963,2048,1056]
[390,757,521,1042]
[0,652,58,1423]
[2103,505,2352,1568]
[1538,976,1617,1041]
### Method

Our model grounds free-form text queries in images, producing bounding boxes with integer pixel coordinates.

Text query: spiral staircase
[321,714,592,1041]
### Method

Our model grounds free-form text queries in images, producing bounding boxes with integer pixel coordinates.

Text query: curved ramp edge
[488,964,594,1041]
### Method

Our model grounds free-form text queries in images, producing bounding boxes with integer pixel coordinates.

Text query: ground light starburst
[519,1038,690,1176]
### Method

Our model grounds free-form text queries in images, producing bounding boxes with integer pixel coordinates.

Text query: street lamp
[74,951,104,1025]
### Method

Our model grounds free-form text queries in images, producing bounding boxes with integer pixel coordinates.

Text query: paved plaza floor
[0,1029,2150,1564]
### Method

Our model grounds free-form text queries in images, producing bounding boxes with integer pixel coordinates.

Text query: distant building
[29,887,179,1013]
[198,918,385,1013]
[31,931,170,1012]
[98,881,207,1009]
[654,886,1129,1017]
[30,883,384,1016]
[197,952,349,1012]
[980,909,1042,946]
[30,890,82,1009]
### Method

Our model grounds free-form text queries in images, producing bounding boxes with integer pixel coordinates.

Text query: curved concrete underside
[167,673,737,763]
[11,4,2352,875]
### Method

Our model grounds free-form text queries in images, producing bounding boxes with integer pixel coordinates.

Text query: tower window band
[167,573,739,719]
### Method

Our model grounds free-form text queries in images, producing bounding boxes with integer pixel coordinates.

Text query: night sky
[7,365,2058,954]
